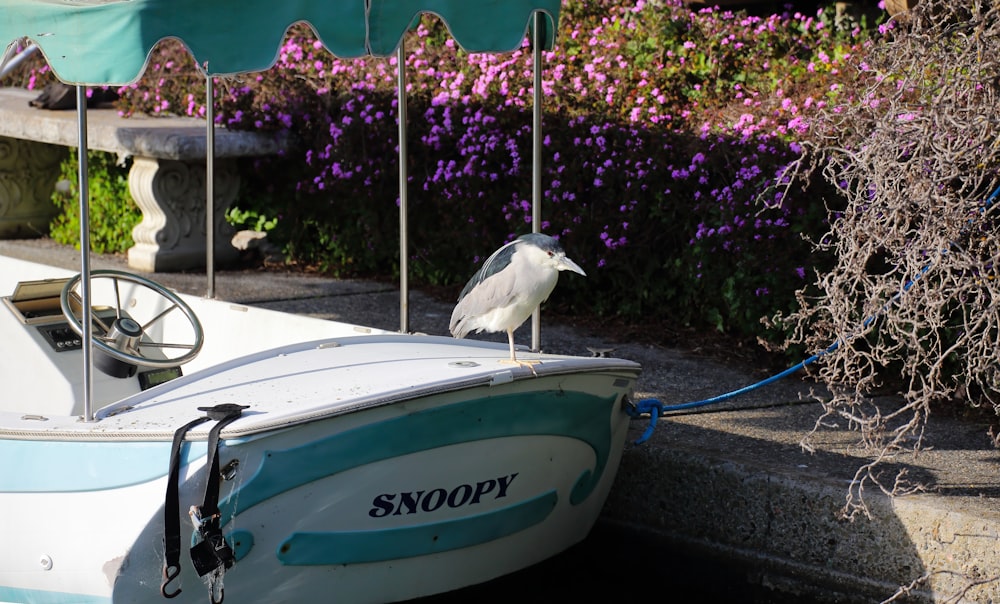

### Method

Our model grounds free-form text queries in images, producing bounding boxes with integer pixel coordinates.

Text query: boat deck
[0,255,640,440]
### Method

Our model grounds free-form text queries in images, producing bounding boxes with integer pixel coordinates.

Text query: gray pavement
[2,237,998,603]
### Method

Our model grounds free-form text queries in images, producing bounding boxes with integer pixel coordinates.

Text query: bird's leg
[498,328,540,375]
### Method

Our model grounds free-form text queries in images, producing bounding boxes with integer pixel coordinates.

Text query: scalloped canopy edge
[0,0,561,85]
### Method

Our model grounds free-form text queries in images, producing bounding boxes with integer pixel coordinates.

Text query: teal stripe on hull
[221,390,618,521]
[0,587,110,604]
[276,491,558,565]
[0,441,204,492]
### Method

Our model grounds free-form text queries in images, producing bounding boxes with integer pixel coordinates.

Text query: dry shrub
[780,0,1000,517]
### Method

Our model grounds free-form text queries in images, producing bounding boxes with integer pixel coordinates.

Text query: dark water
[413,521,803,603]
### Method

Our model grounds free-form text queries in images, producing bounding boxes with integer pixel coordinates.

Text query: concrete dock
[2,237,997,603]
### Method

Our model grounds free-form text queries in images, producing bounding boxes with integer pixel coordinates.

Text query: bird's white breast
[473,260,558,333]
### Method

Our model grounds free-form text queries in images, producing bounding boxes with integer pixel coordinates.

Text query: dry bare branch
[782,0,1000,515]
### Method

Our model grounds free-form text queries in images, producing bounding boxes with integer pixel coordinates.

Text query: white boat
[0,257,639,603]
[0,1,642,602]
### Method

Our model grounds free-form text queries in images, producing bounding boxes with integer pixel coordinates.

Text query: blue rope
[628,185,1000,446]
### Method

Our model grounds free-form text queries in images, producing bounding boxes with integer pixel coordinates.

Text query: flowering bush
[5,0,877,344]
[218,1,870,342]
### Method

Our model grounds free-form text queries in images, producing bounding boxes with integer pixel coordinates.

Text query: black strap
[162,416,211,598]
[189,405,247,579]
[197,405,247,521]
[161,404,248,600]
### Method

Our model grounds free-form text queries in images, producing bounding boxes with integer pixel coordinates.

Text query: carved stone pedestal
[0,136,68,238]
[126,157,240,272]
[0,88,286,272]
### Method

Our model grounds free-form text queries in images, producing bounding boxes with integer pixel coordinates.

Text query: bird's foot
[499,358,541,376]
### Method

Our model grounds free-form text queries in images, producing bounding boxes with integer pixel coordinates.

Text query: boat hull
[1,371,634,603]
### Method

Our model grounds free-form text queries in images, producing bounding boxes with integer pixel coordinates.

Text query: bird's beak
[558,256,587,277]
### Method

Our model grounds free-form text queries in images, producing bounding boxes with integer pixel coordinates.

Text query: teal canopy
[0,0,561,85]
[367,0,560,56]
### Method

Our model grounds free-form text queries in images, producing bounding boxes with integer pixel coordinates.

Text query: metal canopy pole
[76,86,95,422]
[530,10,545,353]
[397,41,410,334]
[206,74,216,299]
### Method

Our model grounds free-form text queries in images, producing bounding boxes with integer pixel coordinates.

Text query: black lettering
[496,473,518,498]
[470,479,496,504]
[369,493,396,518]
[393,490,424,515]
[447,484,473,508]
[421,488,447,512]
[372,473,521,518]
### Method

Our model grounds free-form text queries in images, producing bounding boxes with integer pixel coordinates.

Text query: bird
[449,233,586,367]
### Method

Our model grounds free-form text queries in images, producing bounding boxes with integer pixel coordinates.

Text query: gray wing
[450,269,521,337]
[450,239,522,337]
[456,239,520,302]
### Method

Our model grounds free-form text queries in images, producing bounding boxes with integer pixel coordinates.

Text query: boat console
[0,276,156,416]
[6,277,97,350]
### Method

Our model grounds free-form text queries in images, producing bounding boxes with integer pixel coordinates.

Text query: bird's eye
[547,251,554,257]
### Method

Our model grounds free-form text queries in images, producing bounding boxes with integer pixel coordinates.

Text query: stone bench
[0,87,286,271]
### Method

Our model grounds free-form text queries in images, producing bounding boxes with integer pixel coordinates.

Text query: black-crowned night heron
[449,233,586,366]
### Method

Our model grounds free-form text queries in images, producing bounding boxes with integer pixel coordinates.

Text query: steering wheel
[60,270,204,368]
